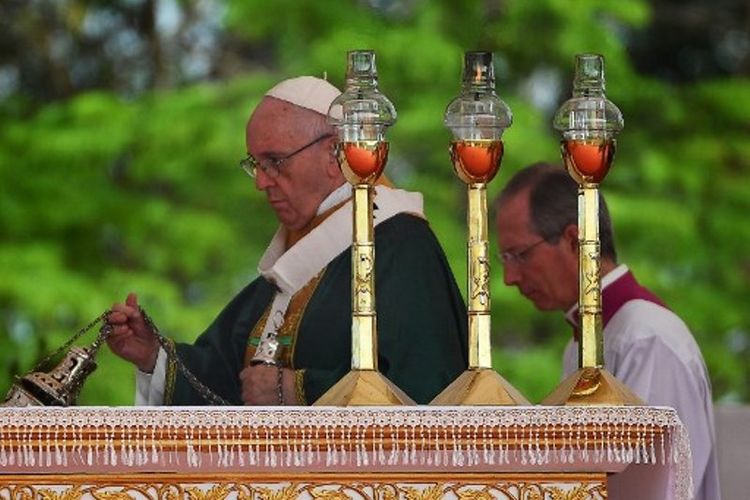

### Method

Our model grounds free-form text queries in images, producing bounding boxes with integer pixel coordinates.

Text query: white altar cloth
[0,406,691,500]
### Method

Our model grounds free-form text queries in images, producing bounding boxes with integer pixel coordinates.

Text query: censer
[2,314,110,407]
[2,309,229,407]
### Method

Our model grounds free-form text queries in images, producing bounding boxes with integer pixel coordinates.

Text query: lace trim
[0,406,690,499]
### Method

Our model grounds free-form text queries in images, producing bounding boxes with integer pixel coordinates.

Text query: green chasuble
[166,213,468,405]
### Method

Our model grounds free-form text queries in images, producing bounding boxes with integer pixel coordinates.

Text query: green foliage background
[1,0,748,405]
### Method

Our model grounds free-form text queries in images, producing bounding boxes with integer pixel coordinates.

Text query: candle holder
[314,50,415,406]
[431,51,528,405]
[542,54,642,406]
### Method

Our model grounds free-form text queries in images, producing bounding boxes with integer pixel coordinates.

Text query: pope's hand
[240,364,295,405]
[106,293,159,373]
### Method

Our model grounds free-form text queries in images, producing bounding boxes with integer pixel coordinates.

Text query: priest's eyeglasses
[240,134,334,178]
[499,239,546,266]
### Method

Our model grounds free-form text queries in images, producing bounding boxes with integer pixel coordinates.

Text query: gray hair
[495,162,617,262]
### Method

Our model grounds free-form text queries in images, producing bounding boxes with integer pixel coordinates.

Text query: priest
[493,162,720,500]
[106,76,468,406]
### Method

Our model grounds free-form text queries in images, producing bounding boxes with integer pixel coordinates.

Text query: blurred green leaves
[1,0,748,405]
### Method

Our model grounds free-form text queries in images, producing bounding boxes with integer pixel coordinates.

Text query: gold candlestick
[431,52,528,406]
[314,50,414,406]
[542,54,642,406]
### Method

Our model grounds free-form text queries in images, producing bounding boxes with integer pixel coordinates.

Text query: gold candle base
[313,370,416,406]
[541,367,643,406]
[430,368,529,406]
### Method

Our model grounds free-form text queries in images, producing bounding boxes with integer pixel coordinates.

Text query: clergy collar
[316,183,350,215]
[258,185,424,295]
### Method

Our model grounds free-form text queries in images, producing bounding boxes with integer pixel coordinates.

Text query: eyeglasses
[499,239,546,266]
[240,133,334,178]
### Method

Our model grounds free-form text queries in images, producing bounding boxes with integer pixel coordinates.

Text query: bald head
[247,96,334,149]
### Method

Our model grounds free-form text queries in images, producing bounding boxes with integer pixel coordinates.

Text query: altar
[0,405,690,499]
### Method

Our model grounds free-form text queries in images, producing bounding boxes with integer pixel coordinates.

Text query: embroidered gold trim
[244,270,326,369]
[163,337,177,404]
[295,369,307,404]
[287,269,326,367]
